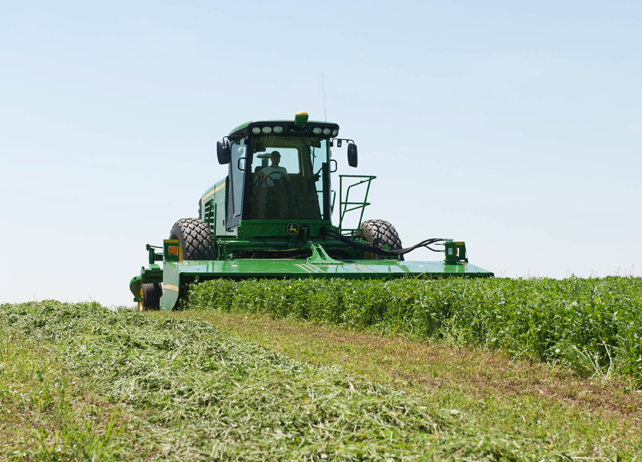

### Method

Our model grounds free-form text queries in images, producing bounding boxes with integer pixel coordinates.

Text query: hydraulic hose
[319,227,446,257]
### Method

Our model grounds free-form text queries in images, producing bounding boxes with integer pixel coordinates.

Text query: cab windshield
[242,136,329,220]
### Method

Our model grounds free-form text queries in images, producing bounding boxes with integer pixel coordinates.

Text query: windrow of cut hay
[189,276,642,381]
[1,300,563,460]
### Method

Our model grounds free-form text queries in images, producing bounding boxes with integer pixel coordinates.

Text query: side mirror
[217,139,231,165]
[347,143,358,168]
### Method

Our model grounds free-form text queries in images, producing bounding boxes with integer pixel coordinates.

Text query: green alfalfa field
[1,276,641,460]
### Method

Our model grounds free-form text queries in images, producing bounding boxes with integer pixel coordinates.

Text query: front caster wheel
[139,283,162,311]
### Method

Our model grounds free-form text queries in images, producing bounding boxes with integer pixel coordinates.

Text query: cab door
[226,138,248,229]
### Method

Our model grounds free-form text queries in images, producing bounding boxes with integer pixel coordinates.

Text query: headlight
[332,129,338,136]
[323,128,331,135]
[252,127,261,134]
[312,127,322,135]
[262,126,272,134]
[273,126,283,134]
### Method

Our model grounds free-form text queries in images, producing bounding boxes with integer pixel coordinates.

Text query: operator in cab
[255,151,296,219]
[256,151,290,187]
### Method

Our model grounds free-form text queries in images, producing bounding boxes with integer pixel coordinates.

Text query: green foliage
[189,276,642,381]
[0,300,572,460]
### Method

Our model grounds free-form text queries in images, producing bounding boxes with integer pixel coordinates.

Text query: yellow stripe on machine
[164,284,179,292]
[201,183,225,202]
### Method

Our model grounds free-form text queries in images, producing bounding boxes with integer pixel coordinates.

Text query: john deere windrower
[130,112,493,310]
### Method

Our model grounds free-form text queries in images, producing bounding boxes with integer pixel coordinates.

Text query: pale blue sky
[1,1,641,306]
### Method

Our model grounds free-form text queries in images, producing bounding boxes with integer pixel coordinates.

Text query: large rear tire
[169,218,215,260]
[139,283,162,311]
[359,219,403,260]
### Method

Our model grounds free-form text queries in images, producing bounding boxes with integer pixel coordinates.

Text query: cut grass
[0,334,138,460]
[0,300,608,460]
[165,309,642,459]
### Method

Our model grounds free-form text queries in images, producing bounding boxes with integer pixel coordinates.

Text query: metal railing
[338,175,376,234]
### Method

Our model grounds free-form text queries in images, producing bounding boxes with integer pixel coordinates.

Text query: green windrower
[130,112,493,310]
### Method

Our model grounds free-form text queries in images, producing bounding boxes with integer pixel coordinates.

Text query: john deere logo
[286,223,300,235]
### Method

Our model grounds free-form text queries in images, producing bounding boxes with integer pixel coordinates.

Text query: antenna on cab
[322,74,327,122]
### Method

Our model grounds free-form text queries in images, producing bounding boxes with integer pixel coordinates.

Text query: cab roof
[228,120,340,138]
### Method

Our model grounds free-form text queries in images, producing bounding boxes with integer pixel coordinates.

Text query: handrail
[338,175,376,234]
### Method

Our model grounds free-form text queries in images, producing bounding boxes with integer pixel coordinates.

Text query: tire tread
[169,218,215,260]
[358,219,403,260]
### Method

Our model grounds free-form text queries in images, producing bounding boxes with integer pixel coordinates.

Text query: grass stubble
[188,277,642,382]
[171,310,642,459]
[1,276,641,459]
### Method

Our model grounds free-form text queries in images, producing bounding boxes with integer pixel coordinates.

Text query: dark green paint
[444,241,469,264]
[236,220,333,238]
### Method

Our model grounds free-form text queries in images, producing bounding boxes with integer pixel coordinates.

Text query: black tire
[140,283,162,311]
[359,219,403,260]
[169,218,215,260]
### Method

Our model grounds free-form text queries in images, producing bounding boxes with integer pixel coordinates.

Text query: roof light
[262,126,272,134]
[312,127,322,135]
[252,127,261,134]
[323,128,331,135]
[295,111,309,126]
[273,125,283,134]
[332,129,338,136]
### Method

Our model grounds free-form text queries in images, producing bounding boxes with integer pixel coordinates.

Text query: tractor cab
[216,112,358,232]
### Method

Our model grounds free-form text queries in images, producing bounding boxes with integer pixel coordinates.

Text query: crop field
[189,276,642,382]
[0,277,641,460]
